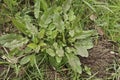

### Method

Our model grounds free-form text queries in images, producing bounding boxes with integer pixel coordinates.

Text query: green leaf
[69,30,75,37]
[0,34,28,49]
[53,42,58,49]
[62,0,73,13]
[68,10,76,21]
[46,48,55,57]
[39,7,54,28]
[74,30,96,40]
[51,30,58,39]
[0,34,21,45]
[66,53,82,74]
[34,0,40,19]
[84,66,91,75]
[56,47,64,57]
[20,56,30,65]
[38,29,45,39]
[55,56,62,63]
[80,39,93,49]
[25,20,38,36]
[12,18,28,35]
[27,43,38,50]
[75,46,89,57]
[53,13,65,32]
[30,55,36,67]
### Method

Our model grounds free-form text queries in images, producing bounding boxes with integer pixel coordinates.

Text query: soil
[80,37,120,79]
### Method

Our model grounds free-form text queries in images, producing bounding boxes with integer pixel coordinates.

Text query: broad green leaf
[39,7,54,28]
[34,0,40,19]
[56,47,64,57]
[80,39,93,49]
[4,38,28,50]
[0,34,28,49]
[55,56,62,63]
[66,53,82,74]
[51,30,58,39]
[0,34,22,45]
[39,41,47,47]
[26,22,38,36]
[53,13,65,32]
[32,36,39,44]
[38,29,45,39]
[75,46,89,57]
[53,42,58,49]
[74,30,96,39]
[48,23,56,30]
[62,0,73,13]
[20,56,30,65]
[46,48,55,57]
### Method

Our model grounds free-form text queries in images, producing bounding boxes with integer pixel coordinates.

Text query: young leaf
[27,43,38,50]
[66,53,82,74]
[55,56,62,63]
[34,0,40,19]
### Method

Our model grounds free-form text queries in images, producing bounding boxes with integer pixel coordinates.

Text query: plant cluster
[0,0,97,79]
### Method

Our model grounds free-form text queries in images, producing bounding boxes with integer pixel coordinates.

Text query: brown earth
[81,37,120,79]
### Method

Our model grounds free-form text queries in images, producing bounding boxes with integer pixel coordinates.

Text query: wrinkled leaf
[53,13,65,32]
[66,53,82,74]
[75,46,89,57]
[0,34,28,49]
